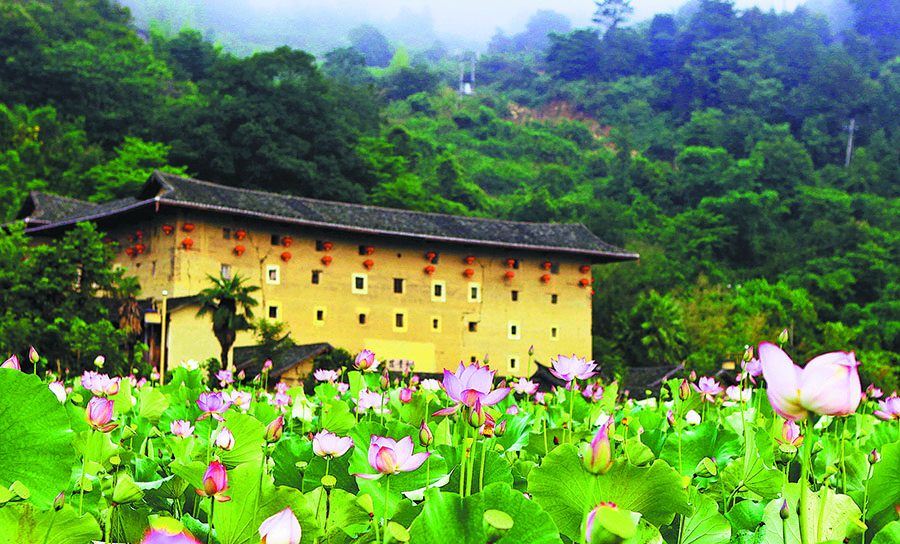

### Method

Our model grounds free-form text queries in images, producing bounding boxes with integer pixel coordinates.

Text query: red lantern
[182,223,195,232]
[425,252,436,261]
[463,256,475,264]
[424,265,435,275]
[323,242,333,251]
[235,229,247,241]
[234,245,245,256]
[505,271,515,279]
[281,236,293,247]
[182,238,193,249]
[125,247,136,257]
[321,255,332,265]
[281,251,292,262]
[161,224,174,235]
[540,274,551,283]
[364,246,375,255]
[580,265,591,273]
[135,230,145,240]
[542,261,553,270]
[363,259,374,269]
[135,243,146,254]
[505,259,516,268]
[590,290,595,295]
[463,268,474,278]
[579,278,590,287]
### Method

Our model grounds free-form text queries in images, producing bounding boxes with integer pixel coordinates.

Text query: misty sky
[252,0,805,43]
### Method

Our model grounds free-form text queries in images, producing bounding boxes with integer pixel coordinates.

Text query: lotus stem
[862,463,873,538]
[479,438,489,492]
[799,421,810,544]
[207,497,215,544]
[568,379,577,443]
[383,476,390,544]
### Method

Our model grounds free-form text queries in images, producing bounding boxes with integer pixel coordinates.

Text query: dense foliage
[4,0,900,387]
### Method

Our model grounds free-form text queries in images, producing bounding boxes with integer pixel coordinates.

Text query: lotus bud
[483,353,490,365]
[1,355,20,370]
[215,427,235,451]
[94,355,105,369]
[779,499,790,520]
[196,460,230,501]
[678,379,691,400]
[778,328,789,346]
[581,417,613,475]
[468,401,486,428]
[28,346,39,364]
[380,370,390,391]
[53,492,65,511]
[495,418,507,437]
[528,345,535,356]
[85,396,117,432]
[258,507,302,544]
[694,457,717,478]
[666,410,676,428]
[238,370,245,380]
[419,420,433,448]
[742,346,754,362]
[689,370,697,382]
[399,387,413,404]
[265,415,284,443]
[869,449,881,465]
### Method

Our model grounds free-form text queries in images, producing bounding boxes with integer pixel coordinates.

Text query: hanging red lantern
[323,242,333,251]
[540,274,551,283]
[364,246,375,255]
[125,247,136,257]
[579,278,590,287]
[321,255,332,265]
[590,289,595,295]
[505,259,516,268]
[363,259,374,269]
[234,245,245,256]
[463,256,475,264]
[425,252,436,261]
[504,271,515,279]
[281,236,293,247]
[235,229,247,241]
[580,265,591,273]
[424,265,435,275]
[161,224,174,235]
[135,243,146,254]
[463,268,474,278]
[135,230,145,240]
[182,238,193,249]
[182,223,195,232]
[281,251,292,262]
[542,261,553,270]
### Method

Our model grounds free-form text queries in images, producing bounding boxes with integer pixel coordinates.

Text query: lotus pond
[1,342,899,544]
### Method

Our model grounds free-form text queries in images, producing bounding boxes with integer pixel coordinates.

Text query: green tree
[195,273,260,370]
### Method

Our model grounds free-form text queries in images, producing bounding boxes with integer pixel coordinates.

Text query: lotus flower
[258,507,301,544]
[776,420,803,447]
[873,395,900,420]
[81,371,121,396]
[420,378,441,391]
[85,396,117,432]
[140,527,201,544]
[1,355,20,370]
[354,349,379,372]
[170,419,195,437]
[195,460,230,501]
[866,384,884,400]
[549,354,597,382]
[692,376,724,403]
[585,503,620,544]
[511,377,539,395]
[215,427,235,450]
[196,391,232,421]
[354,435,430,480]
[215,370,234,387]
[314,369,340,382]
[759,342,861,421]
[399,387,413,404]
[741,358,762,384]
[48,381,66,402]
[433,362,510,416]
[313,430,353,458]
[356,388,390,414]
[227,390,252,412]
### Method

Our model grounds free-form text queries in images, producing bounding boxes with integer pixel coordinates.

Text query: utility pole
[844,118,857,168]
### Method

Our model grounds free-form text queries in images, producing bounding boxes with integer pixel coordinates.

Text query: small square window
[394,278,405,294]
[511,290,519,301]
[512,259,519,269]
[359,245,375,255]
[395,313,404,328]
[311,270,321,284]
[271,234,280,246]
[551,326,559,340]
[359,313,367,325]
[550,262,560,274]
[508,321,520,340]
[268,306,279,319]
[316,308,325,322]
[393,309,408,332]
[432,281,446,302]
[223,228,231,239]
[509,357,519,372]
[551,294,558,304]
[468,283,481,302]
[432,317,441,331]
[468,321,478,332]
[352,274,368,294]
[470,356,478,363]
[266,265,280,285]
[315,240,326,251]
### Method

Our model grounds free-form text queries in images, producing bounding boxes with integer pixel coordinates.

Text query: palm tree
[196,273,260,370]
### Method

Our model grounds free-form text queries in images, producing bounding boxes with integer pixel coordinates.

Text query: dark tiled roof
[233,341,333,378]
[16,192,97,226]
[22,171,639,261]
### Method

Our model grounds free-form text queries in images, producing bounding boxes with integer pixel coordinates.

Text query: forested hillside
[4,0,900,386]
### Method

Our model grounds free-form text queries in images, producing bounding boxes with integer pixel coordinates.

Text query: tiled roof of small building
[16,192,97,226]
[21,171,639,261]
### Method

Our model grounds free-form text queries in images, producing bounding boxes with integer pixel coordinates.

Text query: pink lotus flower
[215,370,234,387]
[776,420,803,447]
[506,404,520,415]
[170,419,195,437]
[583,383,604,402]
[354,435,430,480]
[314,369,340,382]
[581,417,614,475]
[274,382,290,393]
[270,391,292,413]
[354,349,379,372]
[399,387,413,404]
[550,354,597,382]
[585,503,619,544]
[741,357,762,384]
[215,427,235,450]
[432,362,510,416]
[420,378,441,391]
[873,395,900,420]
[759,342,861,421]
[336,382,350,394]
[195,460,230,501]
[196,391,232,422]
[227,390,252,412]
[85,396,117,432]
[81,371,121,396]
[1,355,20,370]
[692,377,724,403]
[312,430,353,458]
[356,389,390,414]
[258,507,302,544]
[866,384,884,400]
[48,381,66,402]
[511,377,539,395]
[140,527,201,544]
[263,360,274,371]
